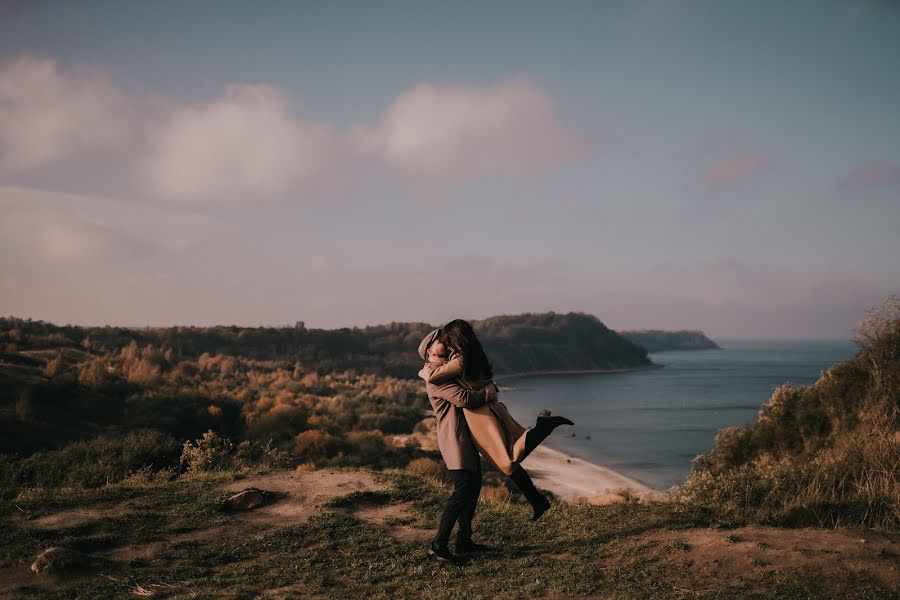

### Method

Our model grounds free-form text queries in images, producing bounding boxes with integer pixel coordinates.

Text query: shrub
[77,356,113,387]
[179,430,292,474]
[179,430,236,474]
[293,430,345,462]
[344,430,390,466]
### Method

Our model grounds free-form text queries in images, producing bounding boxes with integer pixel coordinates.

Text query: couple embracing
[417,319,574,562]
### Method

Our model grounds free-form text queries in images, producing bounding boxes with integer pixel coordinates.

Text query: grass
[3,468,897,600]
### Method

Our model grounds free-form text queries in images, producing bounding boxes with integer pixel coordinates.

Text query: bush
[344,430,391,466]
[293,430,345,462]
[179,430,237,474]
[179,430,292,474]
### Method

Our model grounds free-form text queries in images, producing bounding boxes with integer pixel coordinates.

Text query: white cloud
[353,78,592,183]
[0,56,132,176]
[1,58,588,198]
[135,84,341,202]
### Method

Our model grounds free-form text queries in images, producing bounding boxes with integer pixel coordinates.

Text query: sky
[1,0,898,339]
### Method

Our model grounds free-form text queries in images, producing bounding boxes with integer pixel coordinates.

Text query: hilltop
[2,466,898,599]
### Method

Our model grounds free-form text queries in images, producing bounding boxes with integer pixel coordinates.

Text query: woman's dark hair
[439,319,493,380]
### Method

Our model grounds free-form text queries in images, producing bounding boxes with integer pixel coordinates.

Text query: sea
[501,339,859,491]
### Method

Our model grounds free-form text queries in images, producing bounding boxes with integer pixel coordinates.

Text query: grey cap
[417,328,440,360]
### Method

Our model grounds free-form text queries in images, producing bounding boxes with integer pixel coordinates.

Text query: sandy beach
[520,445,664,503]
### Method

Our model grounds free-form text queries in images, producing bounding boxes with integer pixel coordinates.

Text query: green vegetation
[677,296,899,530]
[619,329,720,352]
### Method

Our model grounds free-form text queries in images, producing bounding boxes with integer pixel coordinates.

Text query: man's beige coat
[424,379,488,471]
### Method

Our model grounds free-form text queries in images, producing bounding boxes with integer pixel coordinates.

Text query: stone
[223,489,268,511]
[31,547,84,574]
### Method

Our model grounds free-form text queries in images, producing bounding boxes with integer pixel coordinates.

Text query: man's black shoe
[454,540,493,555]
[429,542,455,562]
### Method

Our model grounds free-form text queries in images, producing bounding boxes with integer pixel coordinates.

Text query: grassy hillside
[3,466,898,599]
[677,297,899,530]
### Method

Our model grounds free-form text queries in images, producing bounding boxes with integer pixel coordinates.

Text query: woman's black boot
[522,412,574,458]
[508,466,552,521]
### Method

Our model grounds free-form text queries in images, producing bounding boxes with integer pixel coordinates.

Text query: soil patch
[631,525,900,595]
[349,504,432,544]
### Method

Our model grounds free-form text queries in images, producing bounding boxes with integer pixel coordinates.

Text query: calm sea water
[501,339,858,491]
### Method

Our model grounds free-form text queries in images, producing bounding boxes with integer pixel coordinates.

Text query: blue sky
[1,1,898,338]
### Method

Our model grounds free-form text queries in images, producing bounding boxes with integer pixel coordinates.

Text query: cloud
[0,185,225,325]
[353,78,592,183]
[2,58,589,198]
[0,56,132,176]
[0,185,216,263]
[701,152,772,189]
[839,160,900,190]
[135,84,341,202]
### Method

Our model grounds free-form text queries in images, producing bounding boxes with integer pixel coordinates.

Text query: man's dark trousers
[434,468,482,546]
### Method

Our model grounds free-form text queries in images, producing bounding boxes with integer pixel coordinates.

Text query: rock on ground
[31,547,85,574]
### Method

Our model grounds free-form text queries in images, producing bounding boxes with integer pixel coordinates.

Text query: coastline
[521,444,665,504]
[494,362,663,383]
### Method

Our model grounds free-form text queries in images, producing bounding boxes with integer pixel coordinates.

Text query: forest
[0,312,649,501]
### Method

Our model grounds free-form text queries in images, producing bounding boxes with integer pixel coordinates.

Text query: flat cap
[417,328,440,360]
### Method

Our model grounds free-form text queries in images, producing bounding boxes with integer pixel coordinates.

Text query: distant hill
[0,312,650,456]
[475,312,651,374]
[0,312,651,379]
[618,329,719,353]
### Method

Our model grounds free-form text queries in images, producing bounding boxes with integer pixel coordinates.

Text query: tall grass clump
[0,429,181,498]
[178,430,293,475]
[677,295,899,530]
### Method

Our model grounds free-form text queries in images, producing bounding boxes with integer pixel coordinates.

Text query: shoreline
[520,444,665,504]
[492,364,666,502]
[494,362,663,383]
[412,421,667,504]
